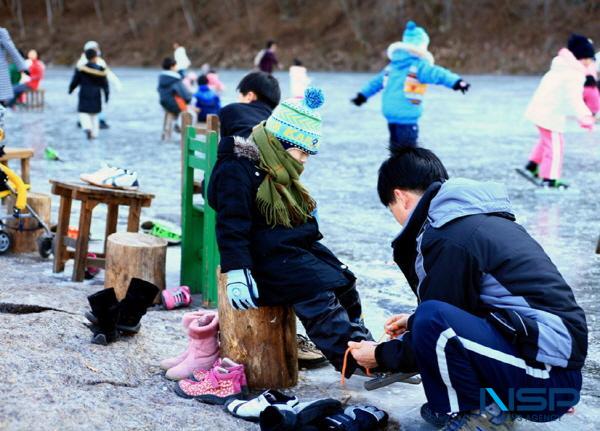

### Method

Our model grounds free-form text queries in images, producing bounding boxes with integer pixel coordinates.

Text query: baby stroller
[0,146,54,257]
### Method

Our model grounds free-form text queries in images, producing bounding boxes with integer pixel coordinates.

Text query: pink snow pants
[529,126,564,180]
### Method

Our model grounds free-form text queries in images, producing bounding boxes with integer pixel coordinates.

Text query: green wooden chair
[180,114,220,307]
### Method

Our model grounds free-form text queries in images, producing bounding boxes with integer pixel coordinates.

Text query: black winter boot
[86,288,120,345]
[116,278,159,334]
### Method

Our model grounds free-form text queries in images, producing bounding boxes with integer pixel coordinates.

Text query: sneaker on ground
[175,364,247,405]
[297,334,328,369]
[225,389,299,422]
[191,357,244,382]
[80,163,139,191]
[441,403,515,431]
[161,285,192,310]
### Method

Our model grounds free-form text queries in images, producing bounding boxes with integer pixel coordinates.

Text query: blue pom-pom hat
[387,20,434,63]
[265,87,325,155]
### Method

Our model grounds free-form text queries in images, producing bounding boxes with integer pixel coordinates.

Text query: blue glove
[226,269,259,310]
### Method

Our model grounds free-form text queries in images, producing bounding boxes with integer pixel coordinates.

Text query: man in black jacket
[349,148,587,430]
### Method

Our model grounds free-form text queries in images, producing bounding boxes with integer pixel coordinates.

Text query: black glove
[351,93,367,106]
[452,79,470,94]
[22,69,31,76]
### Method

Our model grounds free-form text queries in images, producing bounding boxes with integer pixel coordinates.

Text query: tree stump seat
[217,271,298,390]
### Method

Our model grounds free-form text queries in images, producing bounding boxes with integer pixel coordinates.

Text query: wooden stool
[0,147,34,184]
[5,192,51,253]
[105,232,167,301]
[217,271,298,389]
[23,89,45,111]
[162,111,177,141]
[50,180,154,282]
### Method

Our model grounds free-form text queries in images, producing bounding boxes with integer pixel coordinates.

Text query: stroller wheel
[0,230,11,254]
[37,234,54,258]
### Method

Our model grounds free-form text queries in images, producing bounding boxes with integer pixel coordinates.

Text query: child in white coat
[523,34,595,188]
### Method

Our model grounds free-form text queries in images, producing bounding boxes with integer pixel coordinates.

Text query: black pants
[388,123,419,153]
[293,283,372,376]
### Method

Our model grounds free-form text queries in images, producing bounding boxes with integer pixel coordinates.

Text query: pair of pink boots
[160,310,219,380]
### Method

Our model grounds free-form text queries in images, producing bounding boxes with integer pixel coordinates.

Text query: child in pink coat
[523,34,595,188]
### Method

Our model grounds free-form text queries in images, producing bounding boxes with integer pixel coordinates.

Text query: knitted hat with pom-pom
[265,87,325,155]
[402,21,430,51]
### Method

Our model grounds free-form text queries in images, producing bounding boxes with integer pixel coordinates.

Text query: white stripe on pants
[435,329,551,412]
[79,113,99,138]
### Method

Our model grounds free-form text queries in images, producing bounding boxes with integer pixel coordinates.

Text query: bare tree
[180,0,196,34]
[92,0,104,25]
[125,0,139,37]
[45,0,54,31]
[338,0,370,48]
[11,0,25,37]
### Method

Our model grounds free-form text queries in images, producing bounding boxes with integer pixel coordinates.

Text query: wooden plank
[72,201,96,281]
[0,147,34,161]
[86,257,106,269]
[105,204,119,253]
[188,156,207,171]
[127,202,142,232]
[189,138,207,153]
[49,180,154,200]
[53,196,72,273]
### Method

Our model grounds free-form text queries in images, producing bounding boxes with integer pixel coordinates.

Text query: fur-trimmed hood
[216,135,261,163]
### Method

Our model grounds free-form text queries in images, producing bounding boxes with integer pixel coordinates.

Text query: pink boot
[159,310,209,370]
[165,312,219,380]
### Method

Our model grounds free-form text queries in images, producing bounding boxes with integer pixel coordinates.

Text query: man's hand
[226,269,259,310]
[384,313,411,338]
[348,340,379,369]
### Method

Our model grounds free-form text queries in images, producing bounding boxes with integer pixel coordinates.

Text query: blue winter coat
[194,85,221,122]
[360,49,460,124]
[157,71,192,114]
[375,178,587,373]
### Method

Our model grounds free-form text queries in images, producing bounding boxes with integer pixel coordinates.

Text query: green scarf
[252,122,316,228]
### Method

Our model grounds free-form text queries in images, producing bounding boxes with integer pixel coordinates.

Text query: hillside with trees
[1,0,598,73]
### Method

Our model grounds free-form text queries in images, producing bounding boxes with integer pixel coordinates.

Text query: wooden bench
[0,147,33,184]
[22,89,45,111]
[50,180,154,282]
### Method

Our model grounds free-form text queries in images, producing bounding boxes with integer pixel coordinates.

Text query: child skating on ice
[521,34,596,189]
[351,20,470,152]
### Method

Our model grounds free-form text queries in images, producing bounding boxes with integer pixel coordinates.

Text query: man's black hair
[266,40,276,49]
[237,72,281,109]
[198,74,209,86]
[377,147,449,206]
[293,58,303,66]
[84,48,97,61]
[162,57,176,70]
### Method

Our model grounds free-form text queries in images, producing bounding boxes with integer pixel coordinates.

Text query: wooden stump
[105,232,167,301]
[218,271,298,389]
[6,192,51,253]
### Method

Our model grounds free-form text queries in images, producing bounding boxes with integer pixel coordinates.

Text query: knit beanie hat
[265,87,325,155]
[402,21,430,51]
[567,34,595,60]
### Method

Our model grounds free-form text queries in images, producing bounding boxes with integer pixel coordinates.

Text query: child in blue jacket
[352,21,470,152]
[194,75,221,123]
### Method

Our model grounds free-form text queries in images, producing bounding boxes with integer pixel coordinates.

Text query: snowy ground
[0,68,599,430]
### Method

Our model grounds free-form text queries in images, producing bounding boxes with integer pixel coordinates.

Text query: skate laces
[173,289,187,306]
[341,347,372,386]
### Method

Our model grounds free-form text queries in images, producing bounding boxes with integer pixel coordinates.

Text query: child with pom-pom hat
[207,87,372,377]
